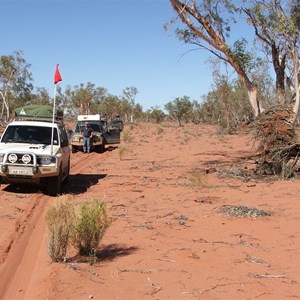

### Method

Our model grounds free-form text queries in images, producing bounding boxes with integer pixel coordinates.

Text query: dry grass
[188,168,212,189]
[45,196,74,262]
[70,199,111,256]
[45,197,111,260]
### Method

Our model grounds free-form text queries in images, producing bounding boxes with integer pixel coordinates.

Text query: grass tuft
[45,197,74,262]
[70,199,111,256]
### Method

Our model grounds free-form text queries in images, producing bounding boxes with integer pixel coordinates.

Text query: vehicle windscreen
[0,125,59,145]
[112,120,122,125]
[75,122,101,133]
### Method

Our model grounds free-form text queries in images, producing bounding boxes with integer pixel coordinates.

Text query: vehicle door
[102,122,121,144]
[58,125,70,176]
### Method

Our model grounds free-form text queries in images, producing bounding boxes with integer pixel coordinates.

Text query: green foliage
[0,51,33,121]
[63,82,107,116]
[122,86,139,123]
[30,87,51,105]
[45,198,74,262]
[100,94,123,120]
[164,96,193,126]
[70,199,110,256]
[149,107,165,123]
[231,39,254,73]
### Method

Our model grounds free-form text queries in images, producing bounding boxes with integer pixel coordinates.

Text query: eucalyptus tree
[0,51,33,121]
[122,86,138,123]
[164,96,193,126]
[63,83,107,116]
[100,94,123,119]
[278,0,300,123]
[241,1,287,103]
[132,103,144,122]
[241,0,299,110]
[168,0,261,117]
[31,87,51,105]
[149,106,166,123]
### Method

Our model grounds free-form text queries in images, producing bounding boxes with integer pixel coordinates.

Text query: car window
[1,125,58,145]
[59,126,69,147]
[74,122,101,133]
[90,124,100,132]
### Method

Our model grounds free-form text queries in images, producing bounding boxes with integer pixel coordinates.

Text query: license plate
[12,169,27,174]
[8,167,28,175]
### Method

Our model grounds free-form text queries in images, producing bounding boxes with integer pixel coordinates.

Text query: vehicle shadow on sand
[2,184,41,194]
[2,173,107,195]
[62,173,107,195]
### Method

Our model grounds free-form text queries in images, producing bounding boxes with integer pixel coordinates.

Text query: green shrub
[45,198,74,262]
[70,199,110,256]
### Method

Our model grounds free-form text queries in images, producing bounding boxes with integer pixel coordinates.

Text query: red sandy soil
[0,122,300,300]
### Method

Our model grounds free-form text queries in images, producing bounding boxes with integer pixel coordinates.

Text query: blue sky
[1,0,225,110]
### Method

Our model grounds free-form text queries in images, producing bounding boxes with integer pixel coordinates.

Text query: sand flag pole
[51,64,62,154]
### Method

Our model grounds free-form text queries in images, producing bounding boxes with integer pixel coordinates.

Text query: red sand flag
[54,64,62,84]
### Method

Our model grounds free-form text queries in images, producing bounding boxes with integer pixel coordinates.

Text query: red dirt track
[0,122,300,299]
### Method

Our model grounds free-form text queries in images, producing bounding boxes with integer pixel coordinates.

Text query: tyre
[63,160,70,184]
[72,145,77,153]
[95,144,105,153]
[45,168,62,196]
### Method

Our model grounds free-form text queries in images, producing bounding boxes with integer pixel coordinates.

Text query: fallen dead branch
[248,272,285,279]
[245,253,270,267]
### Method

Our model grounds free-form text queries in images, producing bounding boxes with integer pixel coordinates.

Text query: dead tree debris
[217,205,271,218]
[253,106,300,178]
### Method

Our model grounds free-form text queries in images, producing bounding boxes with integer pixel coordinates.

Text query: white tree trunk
[292,49,299,124]
[0,90,9,122]
[247,86,260,117]
[293,74,300,124]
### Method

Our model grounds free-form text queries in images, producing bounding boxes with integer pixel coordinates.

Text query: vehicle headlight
[93,136,100,142]
[37,156,56,165]
[22,154,32,164]
[72,136,80,142]
[8,153,18,163]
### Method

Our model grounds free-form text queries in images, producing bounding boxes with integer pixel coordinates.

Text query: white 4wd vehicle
[0,105,70,196]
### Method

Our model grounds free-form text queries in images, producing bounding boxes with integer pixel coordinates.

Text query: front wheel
[95,144,105,153]
[63,160,70,184]
[72,145,77,153]
[45,168,62,196]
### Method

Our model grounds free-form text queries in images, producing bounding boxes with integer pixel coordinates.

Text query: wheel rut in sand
[0,150,106,299]
[0,193,48,299]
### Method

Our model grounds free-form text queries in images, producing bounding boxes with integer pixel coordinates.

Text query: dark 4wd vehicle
[110,117,124,131]
[0,105,70,196]
[70,114,120,153]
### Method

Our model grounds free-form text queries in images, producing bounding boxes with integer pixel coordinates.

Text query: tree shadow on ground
[95,244,139,261]
[68,244,139,263]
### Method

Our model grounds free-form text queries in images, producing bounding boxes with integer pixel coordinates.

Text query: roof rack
[13,105,64,123]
